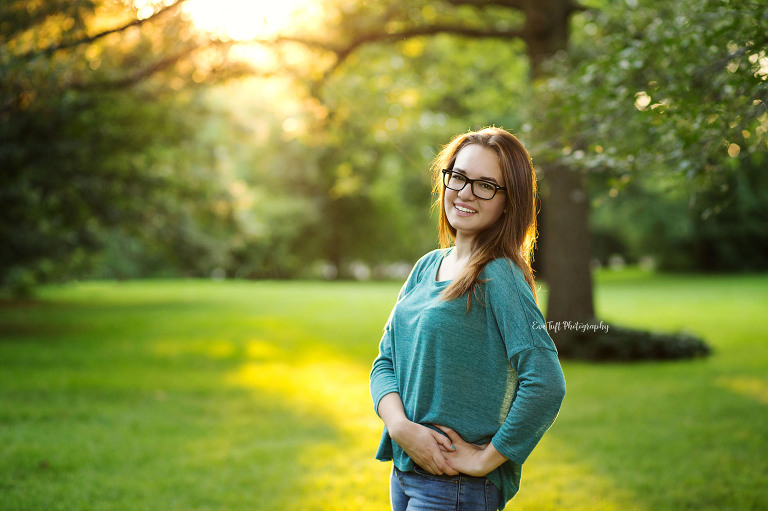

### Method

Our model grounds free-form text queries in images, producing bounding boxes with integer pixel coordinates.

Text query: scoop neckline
[433,247,454,285]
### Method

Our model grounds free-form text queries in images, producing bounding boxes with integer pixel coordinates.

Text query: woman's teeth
[455,205,477,213]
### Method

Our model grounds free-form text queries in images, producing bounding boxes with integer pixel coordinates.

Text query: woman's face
[443,144,506,240]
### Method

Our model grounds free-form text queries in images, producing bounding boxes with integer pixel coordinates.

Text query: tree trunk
[522,0,596,341]
[539,163,595,325]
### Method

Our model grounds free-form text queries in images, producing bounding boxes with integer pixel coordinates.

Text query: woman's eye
[479,181,495,191]
[453,174,467,183]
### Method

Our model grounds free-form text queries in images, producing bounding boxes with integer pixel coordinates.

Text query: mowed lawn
[1,271,766,510]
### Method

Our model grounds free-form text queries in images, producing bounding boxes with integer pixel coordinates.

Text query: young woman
[369,127,566,511]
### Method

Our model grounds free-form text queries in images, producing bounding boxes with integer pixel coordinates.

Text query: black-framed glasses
[442,169,506,200]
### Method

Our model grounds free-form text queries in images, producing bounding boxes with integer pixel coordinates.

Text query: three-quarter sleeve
[485,259,567,464]
[491,347,566,463]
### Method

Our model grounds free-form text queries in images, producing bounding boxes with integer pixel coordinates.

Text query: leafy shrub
[555,321,711,362]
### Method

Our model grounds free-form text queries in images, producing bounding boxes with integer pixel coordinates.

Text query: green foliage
[686,153,768,271]
[588,134,768,272]
[305,0,768,277]
[531,0,768,272]
[2,86,234,281]
[534,0,768,173]
[199,34,533,278]
[4,0,767,293]
[0,0,247,293]
[313,35,532,270]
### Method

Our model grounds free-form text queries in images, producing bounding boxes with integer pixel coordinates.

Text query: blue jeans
[390,466,502,511]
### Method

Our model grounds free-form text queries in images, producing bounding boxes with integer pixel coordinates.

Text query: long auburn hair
[431,127,539,310]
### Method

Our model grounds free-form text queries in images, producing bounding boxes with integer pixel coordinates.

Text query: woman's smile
[453,202,478,216]
[444,144,506,238]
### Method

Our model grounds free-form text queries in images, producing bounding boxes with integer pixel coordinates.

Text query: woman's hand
[389,419,459,476]
[435,425,508,477]
[377,393,458,476]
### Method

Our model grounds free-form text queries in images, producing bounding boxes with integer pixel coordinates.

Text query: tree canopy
[2,0,766,299]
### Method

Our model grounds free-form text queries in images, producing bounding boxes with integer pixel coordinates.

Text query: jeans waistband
[409,465,489,483]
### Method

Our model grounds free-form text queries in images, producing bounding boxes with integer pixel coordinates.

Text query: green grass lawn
[1,270,766,510]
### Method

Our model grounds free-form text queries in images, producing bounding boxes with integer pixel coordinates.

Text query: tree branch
[67,46,199,92]
[333,25,525,81]
[264,24,524,62]
[250,23,525,96]
[445,0,587,15]
[444,0,525,9]
[21,0,188,61]
[63,40,274,93]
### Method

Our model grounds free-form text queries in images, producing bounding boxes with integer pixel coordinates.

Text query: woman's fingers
[425,441,458,476]
[431,429,455,452]
[440,460,459,476]
[434,424,462,445]
[429,455,457,476]
[418,453,451,476]
[395,422,459,476]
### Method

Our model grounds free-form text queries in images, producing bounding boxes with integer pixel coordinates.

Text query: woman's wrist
[377,393,413,442]
[386,415,413,442]
[476,442,508,474]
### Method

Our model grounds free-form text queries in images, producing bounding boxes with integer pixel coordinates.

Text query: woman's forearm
[478,441,508,474]
[436,425,508,477]
[377,392,410,436]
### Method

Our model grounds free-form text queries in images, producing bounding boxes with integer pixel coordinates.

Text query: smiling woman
[182,0,313,40]
[370,128,566,511]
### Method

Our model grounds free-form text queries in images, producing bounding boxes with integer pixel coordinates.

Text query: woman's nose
[458,183,475,200]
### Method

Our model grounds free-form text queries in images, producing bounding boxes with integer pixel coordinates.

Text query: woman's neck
[453,233,474,262]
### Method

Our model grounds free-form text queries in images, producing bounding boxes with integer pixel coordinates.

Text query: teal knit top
[370,249,566,508]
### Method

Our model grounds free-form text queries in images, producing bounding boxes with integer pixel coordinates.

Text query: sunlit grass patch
[222,320,391,508]
[514,441,639,511]
[717,376,768,405]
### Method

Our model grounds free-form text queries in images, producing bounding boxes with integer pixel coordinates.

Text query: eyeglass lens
[443,170,499,200]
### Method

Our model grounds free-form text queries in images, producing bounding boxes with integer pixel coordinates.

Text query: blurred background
[3,0,767,294]
[1,0,767,509]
